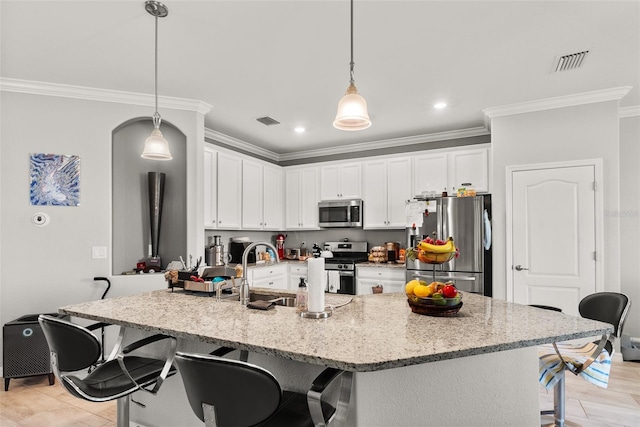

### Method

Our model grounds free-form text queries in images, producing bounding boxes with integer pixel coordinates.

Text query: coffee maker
[229,241,256,264]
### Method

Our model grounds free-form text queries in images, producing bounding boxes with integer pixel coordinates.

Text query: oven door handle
[338,271,354,277]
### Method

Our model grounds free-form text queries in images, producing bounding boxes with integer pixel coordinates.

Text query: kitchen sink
[250,293,297,307]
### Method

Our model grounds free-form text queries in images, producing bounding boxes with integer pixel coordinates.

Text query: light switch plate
[92,246,107,259]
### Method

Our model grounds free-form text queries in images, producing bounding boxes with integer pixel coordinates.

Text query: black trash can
[3,313,66,391]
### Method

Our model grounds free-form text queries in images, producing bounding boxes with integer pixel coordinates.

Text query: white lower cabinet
[250,264,287,290]
[356,266,406,295]
[287,263,308,291]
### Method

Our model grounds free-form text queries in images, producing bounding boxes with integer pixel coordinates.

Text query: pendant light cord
[153,14,161,128]
[349,0,355,84]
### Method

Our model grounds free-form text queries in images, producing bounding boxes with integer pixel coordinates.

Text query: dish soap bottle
[296,277,308,313]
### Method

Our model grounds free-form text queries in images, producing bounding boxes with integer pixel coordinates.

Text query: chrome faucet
[240,241,280,305]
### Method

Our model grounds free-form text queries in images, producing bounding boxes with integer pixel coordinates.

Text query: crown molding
[619,105,640,119]
[204,129,280,162]
[483,86,633,119]
[0,78,212,115]
[204,126,489,163]
[278,127,490,162]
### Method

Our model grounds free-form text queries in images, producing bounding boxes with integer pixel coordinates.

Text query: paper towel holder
[300,308,332,319]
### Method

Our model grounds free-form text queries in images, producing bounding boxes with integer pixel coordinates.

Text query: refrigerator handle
[483,209,492,250]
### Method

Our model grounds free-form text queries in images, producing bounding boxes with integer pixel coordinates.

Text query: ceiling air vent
[256,116,280,126]
[554,50,589,72]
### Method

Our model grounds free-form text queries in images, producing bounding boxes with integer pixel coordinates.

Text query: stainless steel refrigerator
[405,195,492,296]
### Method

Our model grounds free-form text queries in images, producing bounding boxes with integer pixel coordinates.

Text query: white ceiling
[2,1,639,156]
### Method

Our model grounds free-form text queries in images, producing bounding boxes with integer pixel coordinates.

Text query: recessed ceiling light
[294,126,306,133]
[434,102,447,110]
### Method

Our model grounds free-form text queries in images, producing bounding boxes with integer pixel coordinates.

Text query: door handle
[514,265,529,271]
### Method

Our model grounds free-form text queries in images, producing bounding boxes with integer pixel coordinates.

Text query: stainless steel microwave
[318,199,363,228]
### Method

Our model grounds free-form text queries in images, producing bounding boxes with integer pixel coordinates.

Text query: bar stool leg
[116,395,130,427]
[552,373,566,427]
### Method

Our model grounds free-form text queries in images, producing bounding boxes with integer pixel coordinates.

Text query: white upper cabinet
[204,149,242,230]
[285,167,319,229]
[216,151,243,229]
[413,152,449,196]
[413,147,490,195]
[203,147,217,228]
[387,157,414,226]
[242,160,263,229]
[320,162,362,200]
[262,165,284,230]
[204,144,488,232]
[363,156,412,229]
[448,148,490,194]
[242,160,283,230]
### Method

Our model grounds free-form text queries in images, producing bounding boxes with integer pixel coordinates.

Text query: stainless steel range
[323,241,368,295]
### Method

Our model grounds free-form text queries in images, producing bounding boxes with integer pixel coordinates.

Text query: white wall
[619,115,640,338]
[490,101,621,302]
[0,90,205,363]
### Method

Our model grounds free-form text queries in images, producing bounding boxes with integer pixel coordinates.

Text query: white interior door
[511,165,596,316]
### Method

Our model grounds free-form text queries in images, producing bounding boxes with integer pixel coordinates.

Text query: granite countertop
[356,262,406,268]
[60,289,611,372]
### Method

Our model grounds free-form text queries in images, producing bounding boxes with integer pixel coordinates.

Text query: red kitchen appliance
[275,234,286,259]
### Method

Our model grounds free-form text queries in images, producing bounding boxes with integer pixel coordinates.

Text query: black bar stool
[175,351,353,427]
[38,314,177,427]
[538,292,631,427]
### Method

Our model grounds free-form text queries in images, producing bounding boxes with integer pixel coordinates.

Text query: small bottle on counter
[296,277,308,313]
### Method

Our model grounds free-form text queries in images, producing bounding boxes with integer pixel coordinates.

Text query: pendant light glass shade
[333,82,371,131]
[333,0,370,131]
[141,0,172,160]
[142,119,172,160]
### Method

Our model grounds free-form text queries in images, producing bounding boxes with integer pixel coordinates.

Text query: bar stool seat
[175,351,353,427]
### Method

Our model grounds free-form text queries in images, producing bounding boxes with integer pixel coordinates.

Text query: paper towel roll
[307,257,326,313]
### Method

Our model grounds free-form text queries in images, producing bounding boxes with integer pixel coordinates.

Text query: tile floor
[0,375,116,426]
[1,354,639,426]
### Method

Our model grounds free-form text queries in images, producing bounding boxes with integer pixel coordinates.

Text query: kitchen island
[60,289,611,426]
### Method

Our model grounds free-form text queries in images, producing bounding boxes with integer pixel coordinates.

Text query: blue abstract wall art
[29,153,80,206]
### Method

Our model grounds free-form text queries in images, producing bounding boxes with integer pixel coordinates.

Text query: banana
[418,237,455,253]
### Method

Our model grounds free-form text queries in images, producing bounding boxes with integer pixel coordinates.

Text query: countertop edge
[59,306,612,373]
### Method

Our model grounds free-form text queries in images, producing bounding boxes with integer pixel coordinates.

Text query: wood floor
[1,354,639,426]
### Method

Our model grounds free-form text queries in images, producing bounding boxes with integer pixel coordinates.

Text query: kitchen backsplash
[204,229,405,254]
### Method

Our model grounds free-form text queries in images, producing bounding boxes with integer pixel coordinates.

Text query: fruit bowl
[407,294,463,317]
[416,250,456,264]
[414,292,462,306]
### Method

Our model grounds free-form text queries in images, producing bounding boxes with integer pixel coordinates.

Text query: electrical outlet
[92,246,107,259]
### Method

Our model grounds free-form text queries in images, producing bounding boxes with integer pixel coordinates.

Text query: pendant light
[333,0,371,131]
[141,0,172,160]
